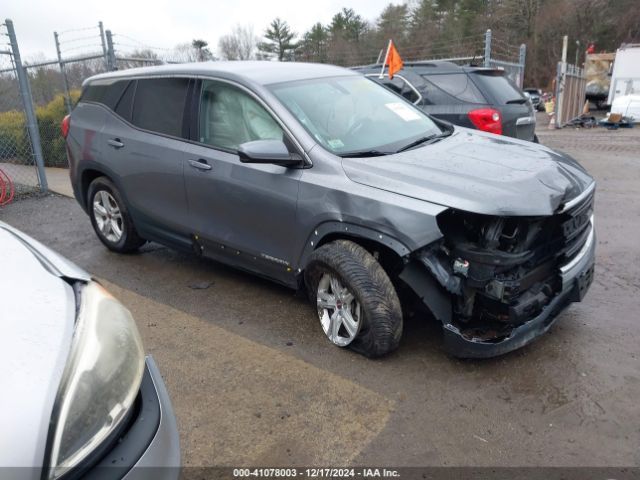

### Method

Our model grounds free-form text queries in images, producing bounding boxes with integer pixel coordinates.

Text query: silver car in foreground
[0,221,180,479]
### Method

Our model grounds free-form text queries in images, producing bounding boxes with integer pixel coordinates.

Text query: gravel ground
[1,120,639,469]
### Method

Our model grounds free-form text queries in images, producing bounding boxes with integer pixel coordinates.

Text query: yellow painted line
[102,280,394,467]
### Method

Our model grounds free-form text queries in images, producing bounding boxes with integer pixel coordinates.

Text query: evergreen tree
[191,39,213,62]
[298,23,329,62]
[258,18,298,61]
[329,8,368,43]
[377,3,410,46]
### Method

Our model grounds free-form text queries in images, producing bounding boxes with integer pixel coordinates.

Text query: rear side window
[81,80,130,109]
[132,78,190,138]
[423,73,485,103]
[471,72,525,105]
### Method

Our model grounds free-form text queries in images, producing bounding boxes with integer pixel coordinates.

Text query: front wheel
[88,177,146,253]
[305,240,403,358]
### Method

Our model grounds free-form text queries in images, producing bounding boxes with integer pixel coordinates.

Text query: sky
[3,0,399,61]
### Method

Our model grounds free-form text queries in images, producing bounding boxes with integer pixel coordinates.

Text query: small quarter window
[81,80,130,110]
[114,80,135,122]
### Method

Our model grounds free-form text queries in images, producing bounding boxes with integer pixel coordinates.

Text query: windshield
[269,75,443,155]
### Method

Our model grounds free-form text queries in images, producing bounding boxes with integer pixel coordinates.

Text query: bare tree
[116,49,161,70]
[218,25,258,60]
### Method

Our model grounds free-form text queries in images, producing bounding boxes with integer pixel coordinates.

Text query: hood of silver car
[0,224,81,470]
[342,128,594,216]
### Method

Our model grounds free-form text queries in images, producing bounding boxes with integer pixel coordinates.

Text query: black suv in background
[524,88,545,111]
[354,62,538,142]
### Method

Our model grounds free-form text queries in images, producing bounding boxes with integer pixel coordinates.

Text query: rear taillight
[61,114,70,139]
[468,108,502,135]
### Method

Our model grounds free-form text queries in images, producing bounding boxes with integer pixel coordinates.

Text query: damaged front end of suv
[400,183,596,358]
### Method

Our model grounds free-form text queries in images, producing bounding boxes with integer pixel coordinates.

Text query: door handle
[189,159,212,171]
[107,138,124,149]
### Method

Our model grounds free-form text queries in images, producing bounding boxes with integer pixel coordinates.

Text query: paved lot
[1,120,639,467]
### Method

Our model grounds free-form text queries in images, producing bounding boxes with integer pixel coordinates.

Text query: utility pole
[99,21,109,69]
[518,44,527,88]
[105,30,116,71]
[556,35,569,127]
[5,19,48,192]
[484,29,492,68]
[54,31,72,113]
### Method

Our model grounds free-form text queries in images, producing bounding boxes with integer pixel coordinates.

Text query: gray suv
[65,62,596,359]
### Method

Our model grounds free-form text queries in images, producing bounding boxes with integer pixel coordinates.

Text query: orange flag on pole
[379,40,404,80]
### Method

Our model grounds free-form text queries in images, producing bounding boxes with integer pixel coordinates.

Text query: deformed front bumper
[443,226,596,358]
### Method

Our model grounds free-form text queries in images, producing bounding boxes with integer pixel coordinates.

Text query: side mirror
[237,140,303,167]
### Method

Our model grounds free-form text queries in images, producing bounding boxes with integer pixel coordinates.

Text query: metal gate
[554,61,587,127]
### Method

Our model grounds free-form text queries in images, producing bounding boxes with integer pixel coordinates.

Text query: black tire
[87,176,145,253]
[533,134,540,143]
[305,240,403,358]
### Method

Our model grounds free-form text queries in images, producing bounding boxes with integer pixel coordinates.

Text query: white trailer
[607,44,640,105]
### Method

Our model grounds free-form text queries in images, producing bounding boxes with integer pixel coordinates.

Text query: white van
[607,44,640,105]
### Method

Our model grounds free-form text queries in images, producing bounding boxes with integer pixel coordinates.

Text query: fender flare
[76,161,130,212]
[295,221,412,272]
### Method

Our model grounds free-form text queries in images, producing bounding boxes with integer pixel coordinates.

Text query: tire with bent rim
[87,176,145,253]
[305,239,403,358]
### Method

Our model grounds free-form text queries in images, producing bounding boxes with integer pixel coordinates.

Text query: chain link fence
[25,24,110,169]
[0,19,527,205]
[0,21,41,200]
[298,29,526,88]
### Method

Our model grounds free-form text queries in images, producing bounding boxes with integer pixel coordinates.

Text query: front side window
[270,75,442,155]
[199,80,284,151]
[131,78,190,138]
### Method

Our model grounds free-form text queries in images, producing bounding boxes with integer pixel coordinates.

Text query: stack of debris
[598,112,635,129]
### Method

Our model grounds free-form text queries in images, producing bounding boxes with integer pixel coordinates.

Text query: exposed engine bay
[406,190,595,343]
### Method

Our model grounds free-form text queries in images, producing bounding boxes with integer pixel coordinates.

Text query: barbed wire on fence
[0,18,528,203]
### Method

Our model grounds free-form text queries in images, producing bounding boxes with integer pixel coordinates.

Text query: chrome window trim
[365,73,423,105]
[83,73,312,167]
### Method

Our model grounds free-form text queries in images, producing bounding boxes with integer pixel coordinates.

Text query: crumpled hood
[342,128,594,216]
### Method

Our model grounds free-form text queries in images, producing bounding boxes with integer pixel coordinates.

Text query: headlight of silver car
[47,281,144,479]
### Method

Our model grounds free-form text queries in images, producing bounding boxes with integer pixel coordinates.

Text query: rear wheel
[88,177,145,253]
[305,240,403,358]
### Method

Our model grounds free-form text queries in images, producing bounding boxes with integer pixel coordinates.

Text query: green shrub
[36,90,81,167]
[0,89,80,167]
[0,109,30,161]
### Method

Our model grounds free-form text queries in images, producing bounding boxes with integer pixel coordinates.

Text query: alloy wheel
[93,190,123,243]
[316,273,362,347]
